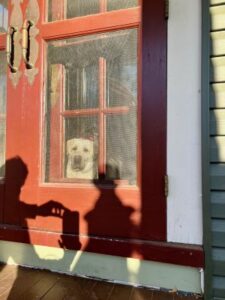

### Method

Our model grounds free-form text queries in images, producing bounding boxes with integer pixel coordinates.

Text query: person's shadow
[0,158,137,298]
[85,173,136,251]
[80,173,137,291]
[0,156,81,299]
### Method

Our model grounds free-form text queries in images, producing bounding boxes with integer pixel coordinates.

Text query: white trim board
[0,241,203,294]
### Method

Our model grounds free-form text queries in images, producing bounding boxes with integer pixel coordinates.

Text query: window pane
[106,31,137,107]
[65,64,99,110]
[47,0,137,22]
[107,0,138,11]
[0,51,6,178]
[45,113,99,181]
[106,113,137,184]
[45,29,138,184]
[0,0,7,33]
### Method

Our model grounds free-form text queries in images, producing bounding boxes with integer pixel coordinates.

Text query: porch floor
[0,264,202,300]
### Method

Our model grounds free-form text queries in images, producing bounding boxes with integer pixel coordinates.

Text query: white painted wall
[167,0,202,244]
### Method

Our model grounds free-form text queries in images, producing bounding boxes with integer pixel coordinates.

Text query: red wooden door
[0,0,167,259]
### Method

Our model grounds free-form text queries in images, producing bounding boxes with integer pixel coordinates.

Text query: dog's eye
[83,148,89,153]
[72,146,77,151]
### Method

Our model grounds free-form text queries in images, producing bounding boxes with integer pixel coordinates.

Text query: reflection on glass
[0,51,6,178]
[65,64,99,110]
[45,29,137,184]
[48,0,137,22]
[0,1,8,33]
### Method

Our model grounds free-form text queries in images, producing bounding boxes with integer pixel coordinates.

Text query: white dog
[66,138,97,179]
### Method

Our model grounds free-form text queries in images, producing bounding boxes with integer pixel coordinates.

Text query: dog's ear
[93,138,98,159]
[66,139,73,154]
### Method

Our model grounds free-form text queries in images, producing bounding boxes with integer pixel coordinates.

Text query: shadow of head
[4,156,28,187]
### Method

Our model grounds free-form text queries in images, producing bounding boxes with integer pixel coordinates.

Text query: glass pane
[48,0,137,22]
[0,0,7,33]
[0,51,6,178]
[47,41,99,110]
[107,0,138,11]
[64,116,99,180]
[45,114,99,182]
[106,31,137,107]
[45,29,138,184]
[65,64,99,110]
[106,113,137,184]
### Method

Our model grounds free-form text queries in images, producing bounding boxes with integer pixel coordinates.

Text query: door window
[45,29,137,185]
[47,0,138,21]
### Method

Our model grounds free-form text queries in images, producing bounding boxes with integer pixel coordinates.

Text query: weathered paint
[0,241,203,294]
[0,0,204,293]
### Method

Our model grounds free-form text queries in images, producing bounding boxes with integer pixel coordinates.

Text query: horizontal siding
[211,31,225,56]
[211,137,225,162]
[210,110,225,135]
[211,57,225,82]
[209,2,225,299]
[211,191,225,203]
[212,203,225,218]
[213,276,225,297]
[210,6,225,31]
[210,0,225,5]
[210,83,225,108]
[210,164,225,189]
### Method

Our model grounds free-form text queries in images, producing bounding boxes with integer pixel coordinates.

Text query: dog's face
[66,138,96,179]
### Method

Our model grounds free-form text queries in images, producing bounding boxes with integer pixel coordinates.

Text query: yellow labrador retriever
[66,138,97,179]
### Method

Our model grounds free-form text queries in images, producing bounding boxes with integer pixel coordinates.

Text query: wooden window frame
[46,31,138,184]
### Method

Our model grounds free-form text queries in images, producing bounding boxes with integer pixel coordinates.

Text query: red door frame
[0,0,204,268]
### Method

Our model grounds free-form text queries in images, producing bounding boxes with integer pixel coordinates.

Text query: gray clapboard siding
[208,4,225,298]
[211,137,225,162]
[211,191,225,203]
[211,31,225,56]
[210,6,225,31]
[210,0,225,5]
[213,261,225,276]
[210,164,225,189]
[210,110,225,135]
[210,83,225,108]
[211,57,225,82]
[213,276,225,297]
[212,203,225,218]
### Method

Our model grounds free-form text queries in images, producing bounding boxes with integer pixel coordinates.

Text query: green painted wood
[202,0,214,298]
[210,83,225,109]
[210,6,225,31]
[210,137,225,162]
[213,261,225,276]
[211,191,225,202]
[213,248,225,276]
[213,275,225,297]
[211,57,225,82]
[212,203,225,218]
[211,178,225,190]
[210,110,225,135]
[210,0,225,5]
[212,236,225,247]
[211,31,225,56]
[204,0,225,298]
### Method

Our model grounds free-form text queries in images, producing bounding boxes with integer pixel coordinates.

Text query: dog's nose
[74,155,82,165]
